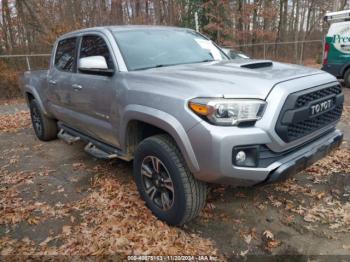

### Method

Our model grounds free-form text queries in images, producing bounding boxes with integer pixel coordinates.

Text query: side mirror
[78,56,114,76]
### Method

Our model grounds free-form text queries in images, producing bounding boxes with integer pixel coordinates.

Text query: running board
[57,129,80,144]
[84,142,118,160]
[57,122,131,161]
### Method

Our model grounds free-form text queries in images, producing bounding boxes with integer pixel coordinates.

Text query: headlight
[189,98,266,126]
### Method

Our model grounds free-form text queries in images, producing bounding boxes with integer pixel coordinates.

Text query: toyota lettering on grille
[310,99,333,116]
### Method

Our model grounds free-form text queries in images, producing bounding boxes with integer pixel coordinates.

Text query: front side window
[113,29,227,71]
[55,37,77,72]
[79,35,114,70]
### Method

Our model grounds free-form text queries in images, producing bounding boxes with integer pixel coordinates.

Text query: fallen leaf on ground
[343,245,350,250]
[0,111,30,132]
[267,239,281,249]
[243,234,252,244]
[240,249,249,256]
[62,225,71,235]
[262,230,274,240]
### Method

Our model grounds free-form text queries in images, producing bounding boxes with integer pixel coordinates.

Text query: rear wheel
[344,68,350,88]
[29,99,58,141]
[133,134,207,226]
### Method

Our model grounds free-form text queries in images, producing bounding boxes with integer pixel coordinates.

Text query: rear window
[55,38,77,72]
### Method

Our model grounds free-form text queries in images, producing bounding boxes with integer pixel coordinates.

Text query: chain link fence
[228,40,324,66]
[0,54,51,71]
[0,54,51,99]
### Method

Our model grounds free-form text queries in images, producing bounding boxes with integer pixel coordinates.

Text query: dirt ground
[0,89,350,261]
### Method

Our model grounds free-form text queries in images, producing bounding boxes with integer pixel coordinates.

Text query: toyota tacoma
[22,26,344,225]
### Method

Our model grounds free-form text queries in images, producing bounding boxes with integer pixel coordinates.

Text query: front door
[67,34,119,147]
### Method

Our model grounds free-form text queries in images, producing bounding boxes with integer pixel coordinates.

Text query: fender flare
[23,85,53,117]
[120,104,200,173]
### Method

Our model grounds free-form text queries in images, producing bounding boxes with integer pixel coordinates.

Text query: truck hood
[129,59,329,99]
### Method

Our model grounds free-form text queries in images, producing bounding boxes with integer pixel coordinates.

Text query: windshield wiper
[200,59,215,62]
[134,64,175,71]
[134,60,215,71]
[190,59,215,64]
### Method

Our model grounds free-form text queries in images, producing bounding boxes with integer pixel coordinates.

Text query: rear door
[47,37,79,126]
[68,34,119,146]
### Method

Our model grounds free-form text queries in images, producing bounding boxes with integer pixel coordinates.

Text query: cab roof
[59,25,193,39]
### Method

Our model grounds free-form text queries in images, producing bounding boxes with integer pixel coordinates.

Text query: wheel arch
[121,105,200,173]
[340,63,350,78]
[24,86,54,118]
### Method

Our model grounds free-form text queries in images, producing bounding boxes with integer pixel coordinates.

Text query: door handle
[72,84,83,91]
[49,80,57,85]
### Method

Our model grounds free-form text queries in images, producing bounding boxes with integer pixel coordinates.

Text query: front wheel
[133,134,207,226]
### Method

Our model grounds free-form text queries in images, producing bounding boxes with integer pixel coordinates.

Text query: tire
[133,134,207,226]
[29,99,58,141]
[344,69,350,88]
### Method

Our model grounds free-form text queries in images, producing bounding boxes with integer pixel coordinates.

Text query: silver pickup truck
[22,26,344,225]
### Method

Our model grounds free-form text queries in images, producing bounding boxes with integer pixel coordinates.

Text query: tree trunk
[236,0,244,46]
[2,0,15,51]
[111,0,124,25]
[251,0,259,57]
[154,0,162,24]
[293,0,300,63]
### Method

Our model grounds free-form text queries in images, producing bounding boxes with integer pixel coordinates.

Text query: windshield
[113,29,227,71]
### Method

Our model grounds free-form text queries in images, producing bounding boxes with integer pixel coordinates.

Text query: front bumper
[260,130,343,184]
[187,121,343,186]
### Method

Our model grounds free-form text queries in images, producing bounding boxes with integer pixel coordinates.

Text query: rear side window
[79,35,114,70]
[55,38,77,72]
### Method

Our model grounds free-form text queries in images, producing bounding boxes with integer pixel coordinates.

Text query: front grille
[286,105,342,141]
[275,85,343,142]
[295,85,342,108]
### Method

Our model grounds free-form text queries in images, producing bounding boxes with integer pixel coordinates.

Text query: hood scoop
[240,60,273,69]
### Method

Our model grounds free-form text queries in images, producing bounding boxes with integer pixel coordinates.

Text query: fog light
[235,151,246,163]
[232,146,259,167]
